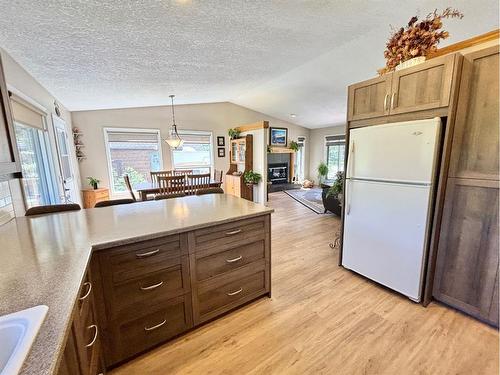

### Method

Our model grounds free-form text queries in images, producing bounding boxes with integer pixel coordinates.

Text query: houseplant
[378,8,463,75]
[317,162,328,184]
[243,170,262,187]
[289,140,299,152]
[327,171,344,200]
[228,128,241,140]
[87,176,100,190]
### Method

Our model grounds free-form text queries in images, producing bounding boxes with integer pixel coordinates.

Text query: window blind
[9,94,46,130]
[178,131,212,144]
[106,130,159,143]
[297,136,305,147]
[325,135,345,146]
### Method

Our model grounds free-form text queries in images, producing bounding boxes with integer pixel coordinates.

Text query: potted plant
[228,128,241,140]
[289,140,299,152]
[378,8,463,75]
[327,171,344,200]
[322,171,343,216]
[87,176,100,190]
[243,170,262,187]
[317,162,328,185]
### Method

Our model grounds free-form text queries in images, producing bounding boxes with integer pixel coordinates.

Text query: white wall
[0,48,81,213]
[72,102,310,196]
[308,124,345,184]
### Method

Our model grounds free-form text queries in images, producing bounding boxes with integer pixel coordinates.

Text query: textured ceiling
[0,1,498,128]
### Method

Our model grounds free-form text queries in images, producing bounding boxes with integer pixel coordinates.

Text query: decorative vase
[395,56,426,71]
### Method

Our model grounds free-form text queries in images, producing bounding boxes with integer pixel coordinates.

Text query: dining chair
[151,171,174,187]
[173,169,193,176]
[154,192,186,200]
[157,175,186,196]
[94,199,135,208]
[123,174,137,201]
[186,173,210,195]
[195,187,224,195]
[214,169,223,183]
[25,203,81,216]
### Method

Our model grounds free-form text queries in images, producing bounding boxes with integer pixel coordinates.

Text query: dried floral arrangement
[378,8,464,75]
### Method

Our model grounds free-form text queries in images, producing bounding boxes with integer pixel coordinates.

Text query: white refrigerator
[342,118,442,302]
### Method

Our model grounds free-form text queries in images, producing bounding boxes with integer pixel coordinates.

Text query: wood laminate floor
[111,192,499,375]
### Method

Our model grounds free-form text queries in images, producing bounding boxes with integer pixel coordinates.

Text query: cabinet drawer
[193,216,267,253]
[106,257,190,321]
[99,234,187,283]
[197,262,267,321]
[196,240,265,281]
[106,294,193,365]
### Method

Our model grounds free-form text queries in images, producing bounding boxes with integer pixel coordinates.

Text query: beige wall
[308,124,345,183]
[0,48,81,213]
[72,102,310,196]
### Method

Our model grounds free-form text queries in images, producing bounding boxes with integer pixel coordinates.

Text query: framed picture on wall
[218,147,225,157]
[217,136,225,146]
[269,127,288,147]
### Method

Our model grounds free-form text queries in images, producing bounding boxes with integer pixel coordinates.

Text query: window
[10,93,60,208]
[171,131,213,174]
[295,136,306,183]
[325,135,345,180]
[14,123,60,207]
[104,128,162,193]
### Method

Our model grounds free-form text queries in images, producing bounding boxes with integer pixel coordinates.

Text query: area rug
[284,188,325,214]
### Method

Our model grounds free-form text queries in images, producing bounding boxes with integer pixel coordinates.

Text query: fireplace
[268,163,288,184]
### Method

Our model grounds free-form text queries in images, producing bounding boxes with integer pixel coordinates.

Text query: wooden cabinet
[226,135,253,201]
[58,271,105,375]
[82,188,109,208]
[347,75,391,121]
[432,46,499,327]
[0,54,21,179]
[390,54,455,114]
[225,174,241,197]
[433,179,499,326]
[448,46,499,180]
[347,54,456,122]
[88,214,271,368]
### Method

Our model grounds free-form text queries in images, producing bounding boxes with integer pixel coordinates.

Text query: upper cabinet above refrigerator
[347,54,457,123]
[0,54,21,180]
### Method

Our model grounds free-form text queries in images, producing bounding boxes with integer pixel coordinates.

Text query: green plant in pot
[317,162,328,184]
[87,176,100,190]
[327,171,344,200]
[228,128,241,140]
[289,140,299,152]
[243,170,262,187]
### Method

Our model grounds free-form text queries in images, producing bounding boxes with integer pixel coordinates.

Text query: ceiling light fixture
[165,94,183,149]
[290,114,297,118]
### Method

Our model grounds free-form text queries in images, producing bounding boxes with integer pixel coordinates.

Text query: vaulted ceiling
[0,1,497,128]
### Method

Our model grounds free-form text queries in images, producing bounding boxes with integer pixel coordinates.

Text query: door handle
[347,140,355,178]
[390,93,396,109]
[383,93,389,110]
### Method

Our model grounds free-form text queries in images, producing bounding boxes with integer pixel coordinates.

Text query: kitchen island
[0,194,272,375]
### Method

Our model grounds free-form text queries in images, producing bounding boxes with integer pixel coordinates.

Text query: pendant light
[165,94,183,149]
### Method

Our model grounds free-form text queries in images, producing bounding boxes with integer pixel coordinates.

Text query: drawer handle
[225,229,241,236]
[78,282,92,301]
[85,325,98,347]
[225,255,243,263]
[144,319,167,331]
[227,287,243,296]
[140,281,164,291]
[136,249,160,258]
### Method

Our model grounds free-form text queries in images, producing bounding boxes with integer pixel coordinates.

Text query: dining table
[135,180,223,201]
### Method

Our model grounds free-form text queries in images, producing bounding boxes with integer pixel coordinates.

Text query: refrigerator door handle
[348,140,355,178]
[346,180,351,215]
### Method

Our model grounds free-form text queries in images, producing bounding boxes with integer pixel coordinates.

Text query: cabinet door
[0,54,21,177]
[449,46,499,180]
[433,178,499,326]
[347,74,392,121]
[57,326,82,375]
[390,54,455,115]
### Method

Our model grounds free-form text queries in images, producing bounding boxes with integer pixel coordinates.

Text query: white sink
[0,305,48,375]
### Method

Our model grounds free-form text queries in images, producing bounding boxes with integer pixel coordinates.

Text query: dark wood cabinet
[0,54,21,179]
[432,46,500,327]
